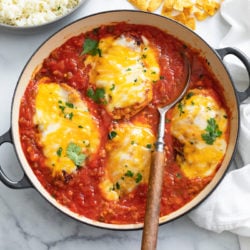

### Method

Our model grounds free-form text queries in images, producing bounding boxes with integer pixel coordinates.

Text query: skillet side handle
[0,129,32,189]
[216,47,250,103]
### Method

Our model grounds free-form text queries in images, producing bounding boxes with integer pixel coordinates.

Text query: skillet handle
[0,129,32,189]
[216,47,250,103]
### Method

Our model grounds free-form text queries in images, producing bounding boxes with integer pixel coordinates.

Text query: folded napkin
[188,0,250,246]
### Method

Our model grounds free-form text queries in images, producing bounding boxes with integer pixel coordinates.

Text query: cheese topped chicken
[99,122,155,201]
[34,82,101,176]
[171,88,228,179]
[85,34,160,119]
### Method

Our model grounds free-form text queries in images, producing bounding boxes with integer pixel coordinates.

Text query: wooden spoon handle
[141,151,165,250]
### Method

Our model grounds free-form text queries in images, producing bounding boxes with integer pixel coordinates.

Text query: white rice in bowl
[0,0,80,27]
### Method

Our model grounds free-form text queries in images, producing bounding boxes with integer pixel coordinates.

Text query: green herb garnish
[201,118,222,145]
[66,142,86,167]
[59,105,65,112]
[81,38,101,56]
[135,173,143,183]
[186,92,194,99]
[125,170,134,177]
[56,147,63,157]
[108,131,117,140]
[64,112,73,120]
[177,102,185,116]
[110,84,115,91]
[65,102,74,108]
[87,87,105,103]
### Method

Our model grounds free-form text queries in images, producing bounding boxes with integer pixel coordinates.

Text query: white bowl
[0,0,87,32]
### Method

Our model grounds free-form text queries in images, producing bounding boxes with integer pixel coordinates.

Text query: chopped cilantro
[186,92,194,99]
[146,144,152,149]
[56,147,63,157]
[135,173,143,183]
[177,102,185,116]
[59,105,65,112]
[81,38,101,56]
[65,102,74,108]
[64,112,73,120]
[125,170,134,177]
[108,131,117,140]
[110,84,115,91]
[87,87,106,104]
[201,118,222,145]
[66,142,86,167]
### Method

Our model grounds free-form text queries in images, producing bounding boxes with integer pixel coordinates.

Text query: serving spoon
[141,56,191,250]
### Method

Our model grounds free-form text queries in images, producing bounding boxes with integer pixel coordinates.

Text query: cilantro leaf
[177,102,185,116]
[66,142,86,167]
[108,131,117,140]
[81,38,101,56]
[135,172,143,183]
[125,170,134,177]
[186,92,194,99]
[56,147,63,157]
[87,87,106,104]
[201,118,222,145]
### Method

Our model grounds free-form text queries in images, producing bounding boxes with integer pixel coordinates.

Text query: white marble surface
[0,0,244,249]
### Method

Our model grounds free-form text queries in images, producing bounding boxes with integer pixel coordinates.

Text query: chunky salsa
[19,22,229,224]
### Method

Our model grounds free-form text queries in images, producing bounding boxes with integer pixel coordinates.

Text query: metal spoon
[141,56,191,250]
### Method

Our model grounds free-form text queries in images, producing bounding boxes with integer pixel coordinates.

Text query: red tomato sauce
[19,23,229,224]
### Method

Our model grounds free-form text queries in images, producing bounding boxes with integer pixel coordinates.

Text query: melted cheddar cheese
[171,88,228,179]
[34,82,100,176]
[85,35,160,119]
[99,122,155,201]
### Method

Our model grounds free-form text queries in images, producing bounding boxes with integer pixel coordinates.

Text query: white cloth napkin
[188,0,250,247]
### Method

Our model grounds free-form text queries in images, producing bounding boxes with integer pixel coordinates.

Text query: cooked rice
[0,0,80,27]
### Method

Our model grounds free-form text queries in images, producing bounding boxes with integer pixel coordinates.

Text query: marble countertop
[0,0,243,249]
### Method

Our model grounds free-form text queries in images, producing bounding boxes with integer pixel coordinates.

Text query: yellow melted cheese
[99,122,155,201]
[171,88,228,179]
[34,83,100,176]
[85,35,160,118]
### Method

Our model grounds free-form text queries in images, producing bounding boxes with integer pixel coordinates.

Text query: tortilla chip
[148,0,164,11]
[162,0,175,11]
[128,0,163,12]
[194,9,208,21]
[173,0,193,11]
[204,2,220,16]
[129,0,221,30]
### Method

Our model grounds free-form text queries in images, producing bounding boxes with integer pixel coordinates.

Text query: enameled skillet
[0,10,249,230]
